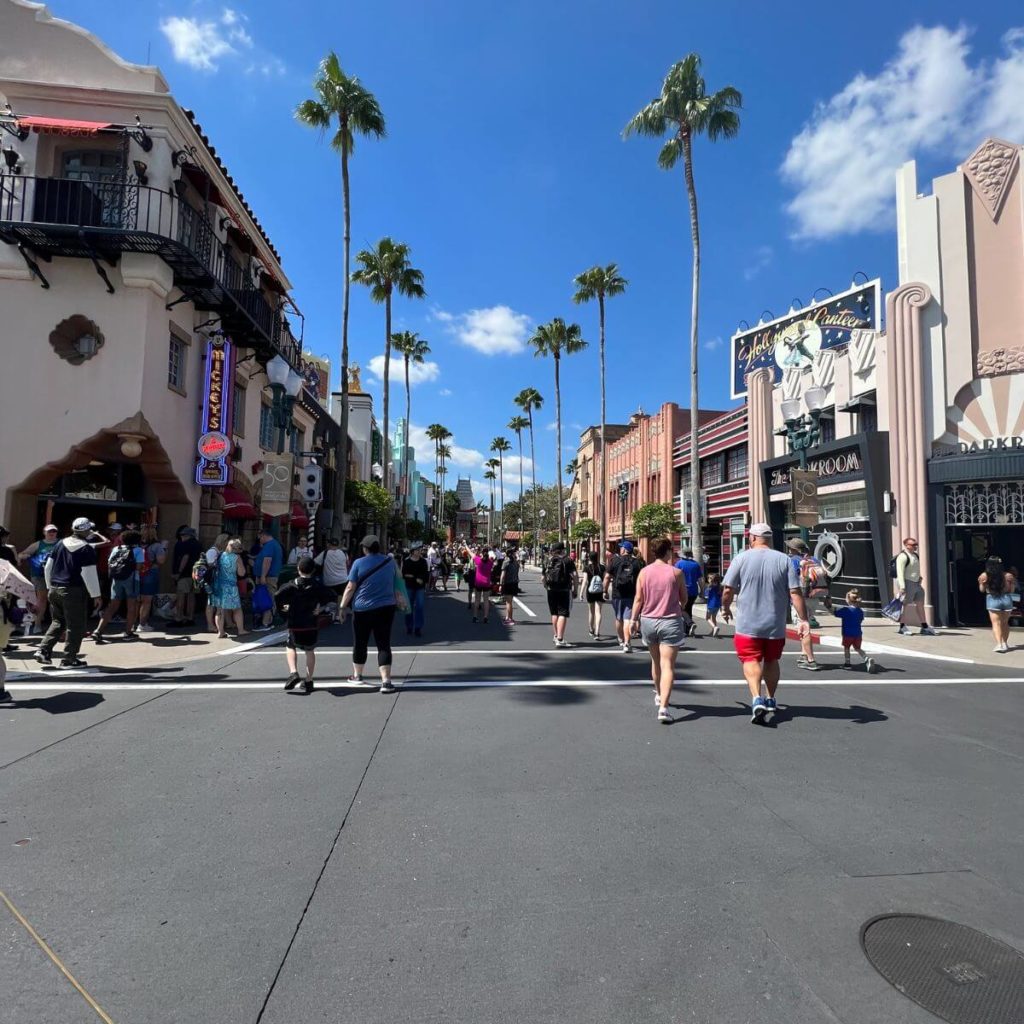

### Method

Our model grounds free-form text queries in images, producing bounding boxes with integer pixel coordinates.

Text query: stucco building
[0,1,331,564]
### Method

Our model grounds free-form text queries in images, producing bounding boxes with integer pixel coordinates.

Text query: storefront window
[819,417,836,444]
[259,403,275,450]
[60,463,120,501]
[858,404,878,434]
[726,445,748,482]
[700,456,722,487]
[819,490,869,520]
[232,383,246,436]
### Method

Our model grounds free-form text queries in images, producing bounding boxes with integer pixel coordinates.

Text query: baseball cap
[619,540,634,552]
[409,540,423,551]
[360,533,380,548]
[786,537,808,552]
[43,523,58,533]
[749,522,772,537]
[109,522,124,532]
[72,517,95,532]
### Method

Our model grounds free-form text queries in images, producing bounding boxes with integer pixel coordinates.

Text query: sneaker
[763,697,777,721]
[797,654,807,667]
[34,651,53,666]
[711,626,721,639]
[621,643,631,653]
[897,624,911,636]
[93,635,108,645]
[865,657,876,674]
[657,707,672,724]
[0,688,12,702]
[284,673,301,691]
[254,624,274,632]
[588,630,595,638]
[751,697,766,723]
[345,675,365,684]
[689,622,698,637]
[843,660,851,670]
[303,679,314,695]
[653,690,661,705]
[1001,642,1010,653]
[919,626,937,636]
[798,660,821,671]
[809,618,820,629]
[58,657,88,669]
[380,681,397,695]
[138,624,155,633]
[122,632,137,641]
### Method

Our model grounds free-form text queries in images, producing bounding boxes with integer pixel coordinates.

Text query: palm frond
[622,99,665,139]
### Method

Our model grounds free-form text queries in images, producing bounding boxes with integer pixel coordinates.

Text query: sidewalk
[4,622,286,677]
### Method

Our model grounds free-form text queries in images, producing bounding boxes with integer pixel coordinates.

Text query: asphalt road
[3,576,1023,1023]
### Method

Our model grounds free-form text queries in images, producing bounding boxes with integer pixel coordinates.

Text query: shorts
[734,633,786,664]
[501,584,518,597]
[111,576,139,601]
[903,580,925,603]
[640,615,686,647]
[611,596,634,620]
[286,628,319,651]
[546,590,571,617]
[842,635,863,650]
[175,576,194,595]
[986,594,1014,612]
[140,569,161,596]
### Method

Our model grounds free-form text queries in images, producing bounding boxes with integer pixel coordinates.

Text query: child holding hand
[704,573,723,638]
[837,588,875,673]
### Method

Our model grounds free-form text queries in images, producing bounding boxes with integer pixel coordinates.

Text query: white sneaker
[865,657,875,674]
[711,626,721,638]
[621,642,631,653]
[657,707,671,723]
[689,623,698,637]
[653,690,660,705]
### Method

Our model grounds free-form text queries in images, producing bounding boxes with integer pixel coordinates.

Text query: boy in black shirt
[274,557,336,694]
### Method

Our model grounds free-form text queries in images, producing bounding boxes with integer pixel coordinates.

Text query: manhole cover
[861,914,1024,1023]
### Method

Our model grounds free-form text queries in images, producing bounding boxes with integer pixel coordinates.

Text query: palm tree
[484,463,498,543]
[436,428,452,526]
[573,263,628,558]
[490,437,512,543]
[425,423,445,526]
[565,457,579,479]
[514,388,543,552]
[507,415,530,541]
[528,319,589,544]
[624,55,741,561]
[296,54,385,535]
[351,237,426,535]
[391,330,430,513]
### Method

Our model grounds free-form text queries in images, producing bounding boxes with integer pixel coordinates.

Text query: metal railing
[0,173,299,366]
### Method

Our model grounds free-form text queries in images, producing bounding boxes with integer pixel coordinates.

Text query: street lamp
[266,353,303,454]
[781,385,827,542]
[617,480,629,542]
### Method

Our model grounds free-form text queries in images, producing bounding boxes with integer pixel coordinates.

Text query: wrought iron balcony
[0,174,299,368]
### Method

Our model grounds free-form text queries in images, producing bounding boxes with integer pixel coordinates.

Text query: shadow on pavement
[670,700,888,727]
[505,685,593,705]
[2,690,105,714]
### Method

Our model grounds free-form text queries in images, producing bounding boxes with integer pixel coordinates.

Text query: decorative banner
[301,351,331,404]
[195,337,234,486]
[262,456,294,517]
[791,469,819,527]
[730,280,881,399]
[770,447,862,491]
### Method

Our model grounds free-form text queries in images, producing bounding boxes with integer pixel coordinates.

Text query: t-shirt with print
[836,605,864,639]
[722,547,799,640]
[348,554,397,612]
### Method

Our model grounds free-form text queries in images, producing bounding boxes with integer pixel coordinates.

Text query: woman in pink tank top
[632,538,688,723]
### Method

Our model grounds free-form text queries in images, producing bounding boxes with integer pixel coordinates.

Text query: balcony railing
[0,174,299,368]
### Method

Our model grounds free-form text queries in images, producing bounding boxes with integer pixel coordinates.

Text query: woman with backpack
[472,548,494,623]
[499,548,521,625]
[92,529,142,643]
[978,556,1016,653]
[583,550,605,639]
[203,533,230,632]
[210,538,248,639]
[19,524,59,634]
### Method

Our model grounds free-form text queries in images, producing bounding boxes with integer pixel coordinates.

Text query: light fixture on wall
[74,334,99,359]
[118,433,146,459]
[129,115,153,152]
[172,177,188,199]
[2,145,22,172]
[132,159,148,185]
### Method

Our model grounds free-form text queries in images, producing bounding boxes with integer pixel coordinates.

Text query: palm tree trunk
[403,356,411,518]
[598,292,607,559]
[555,353,564,546]
[517,430,524,538]
[498,452,505,543]
[682,132,703,563]
[528,412,538,553]
[382,292,392,546]
[334,139,353,545]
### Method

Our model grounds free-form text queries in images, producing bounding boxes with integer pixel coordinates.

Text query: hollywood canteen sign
[770,449,862,490]
[195,337,234,486]
[729,281,881,399]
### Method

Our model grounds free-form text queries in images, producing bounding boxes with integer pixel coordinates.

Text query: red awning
[19,116,113,136]
[290,502,310,529]
[222,485,257,520]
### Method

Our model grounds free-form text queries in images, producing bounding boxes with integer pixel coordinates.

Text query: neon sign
[195,337,234,486]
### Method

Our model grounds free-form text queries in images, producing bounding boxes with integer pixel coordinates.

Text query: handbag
[252,583,273,613]
[394,573,410,613]
[880,596,903,622]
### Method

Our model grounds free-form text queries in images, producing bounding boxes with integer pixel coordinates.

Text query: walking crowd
[0,518,1018,714]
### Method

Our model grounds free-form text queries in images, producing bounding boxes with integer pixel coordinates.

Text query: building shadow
[505,685,593,705]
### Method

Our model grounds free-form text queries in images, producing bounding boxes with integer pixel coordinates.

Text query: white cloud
[160,7,282,74]
[544,421,558,432]
[978,29,1024,141]
[367,355,440,386]
[781,25,979,239]
[743,245,773,281]
[435,305,532,356]
[439,388,452,397]
[704,336,724,351]
[406,424,486,473]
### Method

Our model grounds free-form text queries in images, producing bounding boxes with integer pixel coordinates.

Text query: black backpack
[615,555,639,589]
[108,544,136,582]
[544,555,570,589]
[889,554,901,579]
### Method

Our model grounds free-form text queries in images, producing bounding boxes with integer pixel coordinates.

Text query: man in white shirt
[314,538,349,596]
[894,537,936,636]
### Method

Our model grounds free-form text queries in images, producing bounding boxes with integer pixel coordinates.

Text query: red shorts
[842,636,862,650]
[734,634,785,664]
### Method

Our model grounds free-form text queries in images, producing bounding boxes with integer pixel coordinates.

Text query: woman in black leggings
[338,534,400,694]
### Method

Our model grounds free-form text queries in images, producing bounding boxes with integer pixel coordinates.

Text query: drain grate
[861,914,1024,1024]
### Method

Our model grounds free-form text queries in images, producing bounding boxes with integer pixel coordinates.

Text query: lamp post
[265,354,303,455]
[781,385,827,543]
[618,480,629,543]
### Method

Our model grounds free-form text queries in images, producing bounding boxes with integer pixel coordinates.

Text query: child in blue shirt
[704,573,723,639]
[836,588,874,672]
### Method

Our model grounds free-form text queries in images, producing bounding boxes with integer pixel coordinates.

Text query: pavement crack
[253,687,402,1023]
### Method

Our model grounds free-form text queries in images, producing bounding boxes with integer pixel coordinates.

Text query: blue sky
[47,1,1024,499]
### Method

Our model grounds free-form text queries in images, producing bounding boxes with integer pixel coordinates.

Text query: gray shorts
[904,580,925,603]
[612,596,634,620]
[640,615,686,647]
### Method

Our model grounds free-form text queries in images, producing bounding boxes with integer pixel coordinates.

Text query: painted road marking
[3,678,1023,692]
[512,597,537,618]
[817,635,974,664]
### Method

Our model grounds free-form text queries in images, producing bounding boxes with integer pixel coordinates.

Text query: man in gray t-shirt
[722,523,808,723]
